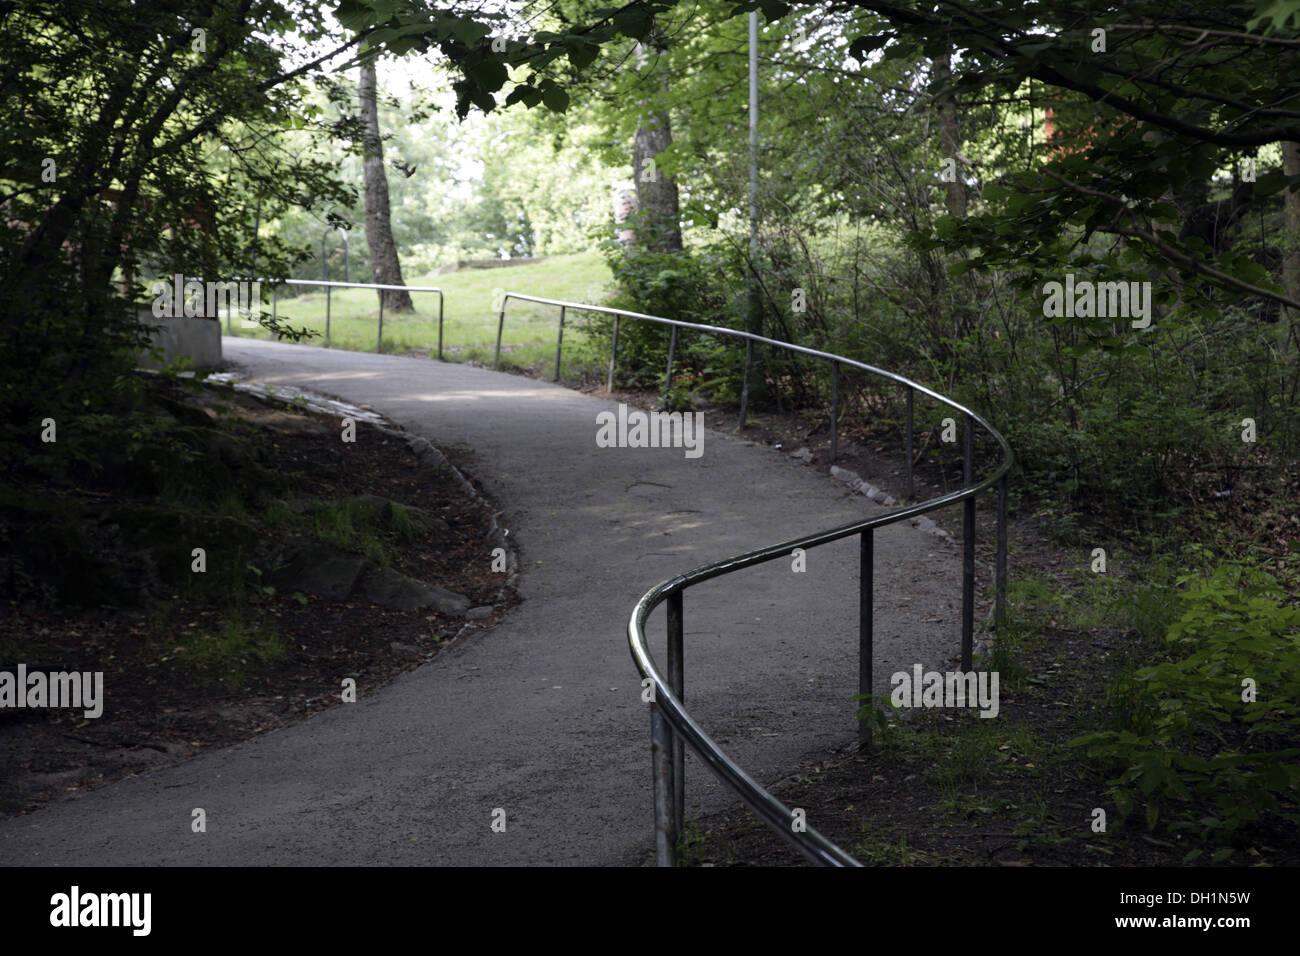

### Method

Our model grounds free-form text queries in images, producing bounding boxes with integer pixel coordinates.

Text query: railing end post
[651,702,678,867]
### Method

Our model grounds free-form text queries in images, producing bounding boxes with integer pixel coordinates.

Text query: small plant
[675,820,707,867]
[1070,561,1300,845]
[172,610,285,687]
[388,501,415,539]
[853,827,930,866]
[852,692,899,748]
[659,384,694,414]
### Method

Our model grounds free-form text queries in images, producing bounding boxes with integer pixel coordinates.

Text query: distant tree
[357,53,415,312]
[630,29,683,253]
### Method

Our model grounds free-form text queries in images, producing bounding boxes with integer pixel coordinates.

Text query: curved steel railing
[496,292,1012,867]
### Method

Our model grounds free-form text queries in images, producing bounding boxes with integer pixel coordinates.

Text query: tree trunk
[933,37,973,358]
[934,45,966,219]
[358,57,414,313]
[631,36,683,254]
[1282,140,1300,359]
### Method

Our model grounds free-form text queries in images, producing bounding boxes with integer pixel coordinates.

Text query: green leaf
[613,9,650,38]
[334,0,375,31]
[1137,759,1167,795]
[449,19,492,45]
[565,37,600,70]
[1247,0,1300,34]
[540,85,570,112]
[758,2,792,20]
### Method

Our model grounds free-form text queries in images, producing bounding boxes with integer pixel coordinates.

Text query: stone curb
[829,464,956,543]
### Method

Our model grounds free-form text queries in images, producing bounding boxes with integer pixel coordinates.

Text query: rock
[790,447,814,463]
[401,504,451,535]
[268,540,372,600]
[154,392,214,429]
[345,494,394,522]
[464,605,494,620]
[360,567,470,614]
[829,464,862,491]
[206,433,252,470]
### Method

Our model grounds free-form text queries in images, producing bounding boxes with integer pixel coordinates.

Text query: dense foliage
[1072,562,1300,854]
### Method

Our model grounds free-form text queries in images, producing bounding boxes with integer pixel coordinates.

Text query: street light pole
[748,10,759,318]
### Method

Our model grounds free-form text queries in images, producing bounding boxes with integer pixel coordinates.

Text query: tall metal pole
[749,13,758,248]
[747,12,759,316]
[740,11,759,429]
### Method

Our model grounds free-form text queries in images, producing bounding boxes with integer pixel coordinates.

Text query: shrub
[1070,561,1300,853]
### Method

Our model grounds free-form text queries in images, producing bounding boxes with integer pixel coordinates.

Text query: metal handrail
[256,278,445,354]
[497,290,1013,867]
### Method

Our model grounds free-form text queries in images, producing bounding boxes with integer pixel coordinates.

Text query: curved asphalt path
[0,338,963,866]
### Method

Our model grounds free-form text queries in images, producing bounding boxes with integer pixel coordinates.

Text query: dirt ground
[0,385,514,817]
[583,375,1298,868]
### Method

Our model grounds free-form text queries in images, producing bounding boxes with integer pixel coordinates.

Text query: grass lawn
[223,251,615,376]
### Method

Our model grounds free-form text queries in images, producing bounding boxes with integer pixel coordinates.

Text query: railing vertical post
[271,283,277,327]
[607,316,620,393]
[996,472,1008,628]
[664,325,678,402]
[325,287,331,344]
[905,387,915,499]
[738,339,754,431]
[377,295,384,353]
[962,412,975,671]
[554,305,566,381]
[651,703,677,867]
[666,591,684,839]
[436,292,445,361]
[858,528,874,744]
[830,361,840,463]
[494,297,506,370]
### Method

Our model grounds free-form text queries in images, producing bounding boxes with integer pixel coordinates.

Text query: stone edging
[829,464,955,543]
[828,462,996,659]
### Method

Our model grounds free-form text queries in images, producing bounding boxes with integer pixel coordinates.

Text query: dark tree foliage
[0,0,358,472]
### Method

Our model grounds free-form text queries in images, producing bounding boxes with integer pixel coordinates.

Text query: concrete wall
[134,305,223,371]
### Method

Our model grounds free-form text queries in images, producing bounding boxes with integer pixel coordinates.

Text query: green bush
[586,241,740,389]
[1071,561,1300,853]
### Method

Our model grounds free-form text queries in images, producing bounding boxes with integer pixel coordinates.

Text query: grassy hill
[225,251,614,375]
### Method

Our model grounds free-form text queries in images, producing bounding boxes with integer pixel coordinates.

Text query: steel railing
[235,278,445,354]
[495,291,1012,867]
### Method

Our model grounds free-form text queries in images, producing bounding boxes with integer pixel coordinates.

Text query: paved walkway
[0,339,961,865]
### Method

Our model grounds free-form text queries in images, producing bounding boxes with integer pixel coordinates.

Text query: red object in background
[1044,106,1127,158]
